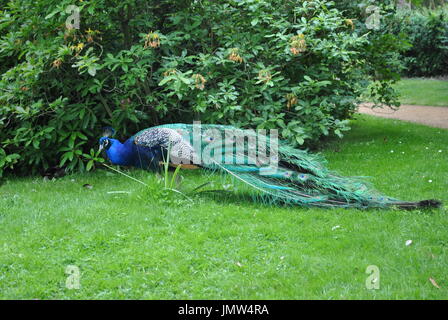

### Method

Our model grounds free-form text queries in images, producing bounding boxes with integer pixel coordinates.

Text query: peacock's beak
[99,144,104,152]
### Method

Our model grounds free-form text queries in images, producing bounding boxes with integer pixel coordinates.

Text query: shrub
[0,0,405,176]
[389,6,448,77]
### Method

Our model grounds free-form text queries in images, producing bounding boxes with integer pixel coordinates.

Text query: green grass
[395,78,448,107]
[1,115,447,299]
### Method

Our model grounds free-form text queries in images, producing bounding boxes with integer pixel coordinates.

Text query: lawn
[0,114,447,299]
[395,78,448,107]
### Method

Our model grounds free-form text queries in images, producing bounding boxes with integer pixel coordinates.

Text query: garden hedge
[0,0,405,175]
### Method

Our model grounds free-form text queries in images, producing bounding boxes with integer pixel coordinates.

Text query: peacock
[98,124,441,210]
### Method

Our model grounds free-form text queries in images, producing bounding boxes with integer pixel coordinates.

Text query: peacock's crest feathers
[102,126,116,138]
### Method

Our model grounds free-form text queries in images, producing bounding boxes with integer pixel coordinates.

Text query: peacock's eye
[101,139,109,149]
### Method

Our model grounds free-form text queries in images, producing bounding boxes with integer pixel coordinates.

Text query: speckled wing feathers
[133,127,197,164]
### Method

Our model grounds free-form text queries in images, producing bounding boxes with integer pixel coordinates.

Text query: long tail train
[141,124,443,210]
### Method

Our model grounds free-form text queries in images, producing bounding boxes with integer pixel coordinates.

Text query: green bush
[409,0,447,8]
[0,0,405,176]
[389,6,448,77]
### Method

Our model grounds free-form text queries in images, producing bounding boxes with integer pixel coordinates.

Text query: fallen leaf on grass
[405,240,413,246]
[429,277,441,289]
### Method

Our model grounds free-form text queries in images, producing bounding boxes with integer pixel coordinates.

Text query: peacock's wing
[132,126,199,165]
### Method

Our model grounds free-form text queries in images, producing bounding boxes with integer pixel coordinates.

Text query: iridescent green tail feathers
[133,123,442,210]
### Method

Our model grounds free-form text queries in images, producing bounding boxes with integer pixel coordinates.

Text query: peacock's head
[98,127,116,152]
[98,137,112,152]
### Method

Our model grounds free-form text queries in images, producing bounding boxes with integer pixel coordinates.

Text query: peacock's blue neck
[106,138,136,166]
[105,137,163,169]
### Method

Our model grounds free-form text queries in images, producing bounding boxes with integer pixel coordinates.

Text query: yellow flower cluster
[52,59,63,69]
[85,28,101,42]
[70,42,84,53]
[258,70,272,84]
[193,74,207,90]
[228,48,243,63]
[162,69,177,77]
[286,93,298,109]
[289,34,307,56]
[345,19,355,30]
[145,32,160,48]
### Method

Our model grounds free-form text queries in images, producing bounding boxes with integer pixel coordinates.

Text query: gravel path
[358,103,448,129]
